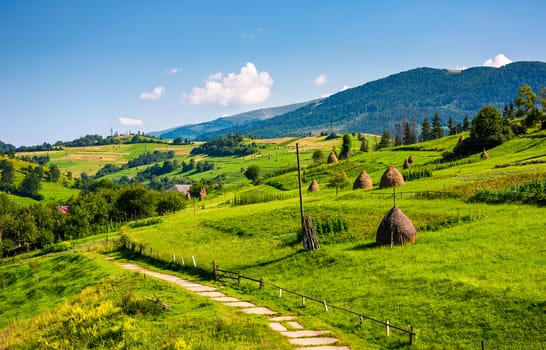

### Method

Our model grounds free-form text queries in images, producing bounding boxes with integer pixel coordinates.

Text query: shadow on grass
[348,242,379,251]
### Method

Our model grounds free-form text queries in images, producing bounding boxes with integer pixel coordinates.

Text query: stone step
[281,330,331,338]
[295,346,350,350]
[270,316,297,322]
[211,296,240,302]
[289,337,339,346]
[240,307,276,315]
[269,322,288,332]
[286,321,304,329]
[224,301,256,308]
[197,291,225,298]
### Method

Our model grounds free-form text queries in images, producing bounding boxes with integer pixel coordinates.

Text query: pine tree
[421,118,431,141]
[448,116,456,135]
[462,115,471,131]
[360,137,369,152]
[432,113,444,139]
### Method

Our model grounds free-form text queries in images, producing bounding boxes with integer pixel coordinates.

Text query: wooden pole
[296,143,305,232]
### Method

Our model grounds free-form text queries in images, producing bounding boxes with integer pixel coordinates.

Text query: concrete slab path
[119,262,350,349]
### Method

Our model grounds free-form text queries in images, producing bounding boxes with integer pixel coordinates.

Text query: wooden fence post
[409,325,414,345]
[237,272,242,284]
[386,320,390,336]
[359,316,363,327]
[192,256,196,268]
[259,278,264,289]
[180,256,185,266]
[212,261,217,281]
[302,296,305,306]
[323,300,328,312]
[173,253,176,263]
[278,288,282,298]
[481,340,485,350]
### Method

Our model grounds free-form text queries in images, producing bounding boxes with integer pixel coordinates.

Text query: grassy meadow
[2,130,546,349]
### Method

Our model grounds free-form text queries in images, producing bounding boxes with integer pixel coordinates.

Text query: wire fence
[212,261,415,345]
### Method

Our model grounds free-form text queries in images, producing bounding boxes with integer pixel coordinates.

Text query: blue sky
[1,0,545,146]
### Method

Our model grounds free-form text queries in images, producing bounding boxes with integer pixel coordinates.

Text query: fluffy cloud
[313,74,327,86]
[118,117,144,126]
[483,53,513,68]
[184,62,273,106]
[166,67,181,75]
[140,86,166,100]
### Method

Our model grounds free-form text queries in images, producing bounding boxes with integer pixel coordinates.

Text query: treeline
[12,133,167,153]
[190,133,257,156]
[0,160,61,200]
[0,182,187,257]
[94,151,176,178]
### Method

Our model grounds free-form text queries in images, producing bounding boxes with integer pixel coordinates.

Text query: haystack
[376,207,417,246]
[458,135,465,144]
[379,166,404,189]
[352,171,373,190]
[408,155,414,164]
[308,179,320,192]
[185,192,191,200]
[481,148,489,159]
[327,151,338,164]
[199,187,207,201]
[403,159,410,169]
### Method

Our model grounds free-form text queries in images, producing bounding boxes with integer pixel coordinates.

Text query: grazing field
[3,130,546,349]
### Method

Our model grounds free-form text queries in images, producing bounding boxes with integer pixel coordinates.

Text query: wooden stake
[386,320,390,336]
[192,255,196,268]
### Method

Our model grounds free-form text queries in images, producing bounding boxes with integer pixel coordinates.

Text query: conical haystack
[185,192,191,200]
[408,155,414,164]
[308,179,320,192]
[199,187,207,201]
[376,207,417,246]
[379,166,404,189]
[481,148,489,159]
[403,159,410,169]
[458,135,465,144]
[327,151,338,164]
[353,171,373,190]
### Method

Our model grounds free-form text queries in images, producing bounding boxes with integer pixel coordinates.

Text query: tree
[462,115,471,131]
[403,119,411,145]
[421,117,431,141]
[312,150,325,163]
[376,130,392,149]
[432,113,444,139]
[339,134,351,159]
[115,184,155,220]
[0,160,15,186]
[394,134,402,146]
[515,84,541,128]
[448,116,456,135]
[327,171,349,196]
[244,164,260,182]
[19,171,42,200]
[359,137,369,152]
[47,164,61,182]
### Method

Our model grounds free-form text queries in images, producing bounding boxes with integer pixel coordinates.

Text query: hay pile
[308,179,320,192]
[403,159,410,169]
[481,148,490,159]
[376,207,417,246]
[379,166,404,189]
[199,187,207,201]
[408,155,414,164]
[327,151,339,164]
[353,171,373,190]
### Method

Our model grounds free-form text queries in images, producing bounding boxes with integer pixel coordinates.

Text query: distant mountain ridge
[150,100,318,140]
[152,61,546,140]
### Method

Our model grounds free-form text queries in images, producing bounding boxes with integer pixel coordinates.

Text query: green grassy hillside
[2,130,545,349]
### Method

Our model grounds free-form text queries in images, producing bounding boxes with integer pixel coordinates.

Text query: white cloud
[166,67,181,75]
[320,85,351,99]
[118,117,144,126]
[184,62,273,106]
[140,86,165,100]
[483,53,513,68]
[313,74,327,86]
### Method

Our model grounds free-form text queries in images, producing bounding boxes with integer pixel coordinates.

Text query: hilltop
[150,61,546,140]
